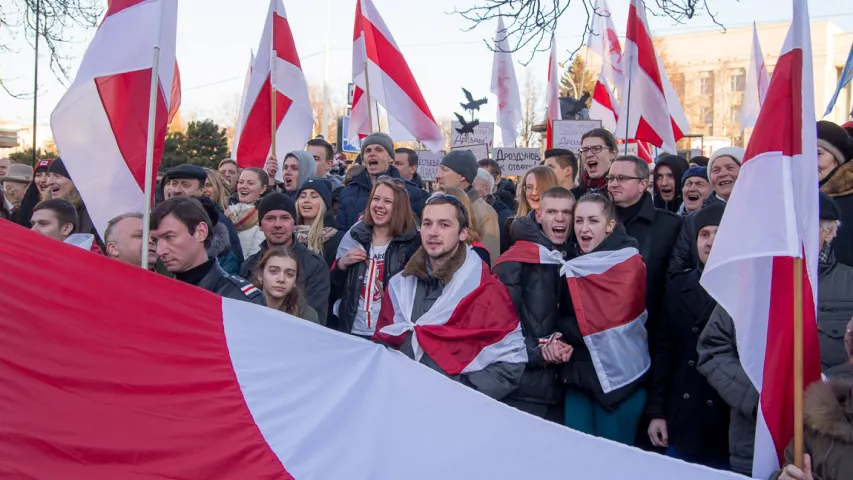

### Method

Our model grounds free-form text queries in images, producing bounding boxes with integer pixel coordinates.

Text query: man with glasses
[372,193,526,400]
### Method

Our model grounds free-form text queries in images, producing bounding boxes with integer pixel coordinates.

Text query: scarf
[580,171,609,190]
[227,204,259,232]
[295,224,338,247]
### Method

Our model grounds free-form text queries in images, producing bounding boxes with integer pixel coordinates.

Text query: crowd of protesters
[2,120,853,479]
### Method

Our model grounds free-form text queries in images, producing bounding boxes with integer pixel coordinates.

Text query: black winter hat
[258,192,297,220]
[196,195,220,228]
[694,202,726,239]
[440,149,479,185]
[164,164,207,184]
[817,120,853,166]
[297,177,333,210]
[819,191,841,221]
[47,158,70,179]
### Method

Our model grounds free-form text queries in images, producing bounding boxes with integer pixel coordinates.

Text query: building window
[729,105,741,125]
[670,73,686,99]
[699,74,714,95]
[729,70,746,92]
[700,107,714,125]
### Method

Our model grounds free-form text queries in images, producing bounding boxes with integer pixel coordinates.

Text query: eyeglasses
[579,145,607,155]
[606,174,646,184]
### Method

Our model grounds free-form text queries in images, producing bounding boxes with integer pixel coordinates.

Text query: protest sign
[450,143,489,160]
[450,121,495,148]
[416,150,443,181]
[552,120,601,153]
[492,148,541,176]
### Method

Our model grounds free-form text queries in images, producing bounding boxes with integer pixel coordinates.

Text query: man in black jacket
[241,193,330,324]
[150,197,265,305]
[494,187,576,422]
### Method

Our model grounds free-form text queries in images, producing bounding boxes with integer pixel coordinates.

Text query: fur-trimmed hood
[402,243,468,285]
[821,161,853,198]
[206,222,232,258]
[804,379,853,443]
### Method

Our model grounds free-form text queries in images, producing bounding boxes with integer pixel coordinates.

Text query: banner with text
[552,120,602,153]
[451,121,495,148]
[492,148,541,176]
[416,150,444,181]
[450,143,490,160]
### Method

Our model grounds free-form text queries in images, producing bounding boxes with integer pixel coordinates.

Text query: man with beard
[494,187,576,422]
[372,194,526,400]
[241,192,330,324]
[150,197,264,305]
[652,155,689,214]
[336,132,425,230]
[678,167,712,216]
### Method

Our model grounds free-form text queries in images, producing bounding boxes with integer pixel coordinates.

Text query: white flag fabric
[231,51,255,162]
[587,0,625,98]
[545,35,561,148]
[232,0,313,174]
[50,0,180,238]
[490,17,523,147]
[741,23,770,131]
[0,221,745,480]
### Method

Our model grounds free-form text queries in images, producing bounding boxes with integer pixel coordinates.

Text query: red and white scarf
[496,241,650,393]
[372,247,527,376]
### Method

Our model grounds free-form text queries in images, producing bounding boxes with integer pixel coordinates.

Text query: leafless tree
[1,0,102,97]
[453,0,725,65]
[519,70,543,148]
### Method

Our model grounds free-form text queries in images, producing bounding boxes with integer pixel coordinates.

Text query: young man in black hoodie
[652,155,689,213]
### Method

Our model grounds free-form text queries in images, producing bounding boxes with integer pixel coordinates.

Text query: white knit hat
[707,147,746,179]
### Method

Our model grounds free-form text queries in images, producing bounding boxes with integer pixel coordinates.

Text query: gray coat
[697,304,758,476]
[817,248,853,371]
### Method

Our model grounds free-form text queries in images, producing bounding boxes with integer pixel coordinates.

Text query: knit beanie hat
[258,192,297,220]
[47,157,71,179]
[707,147,745,179]
[817,120,853,166]
[284,150,317,191]
[682,166,708,184]
[819,191,841,221]
[196,195,220,228]
[694,202,726,239]
[297,177,333,210]
[360,132,396,159]
[34,158,53,174]
[440,149,479,185]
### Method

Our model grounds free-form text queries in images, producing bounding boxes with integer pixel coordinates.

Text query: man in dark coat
[336,133,425,230]
[241,193,330,324]
[652,155,689,214]
[646,202,729,469]
[494,187,576,422]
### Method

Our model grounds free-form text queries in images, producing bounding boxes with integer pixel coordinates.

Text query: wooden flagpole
[140,1,164,271]
[793,256,805,469]
[363,60,374,134]
[270,49,278,164]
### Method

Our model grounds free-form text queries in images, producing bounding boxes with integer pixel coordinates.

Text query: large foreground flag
[616,0,689,152]
[701,0,822,478]
[824,42,853,117]
[741,23,770,131]
[490,16,523,147]
[51,0,180,238]
[350,0,443,152]
[545,34,561,149]
[0,223,746,480]
[233,0,313,173]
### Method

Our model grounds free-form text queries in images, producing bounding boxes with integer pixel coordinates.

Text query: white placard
[450,143,490,160]
[624,142,639,157]
[416,150,444,182]
[552,120,602,153]
[450,121,495,148]
[492,148,541,176]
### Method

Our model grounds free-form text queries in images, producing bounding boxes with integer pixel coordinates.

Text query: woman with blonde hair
[502,166,559,251]
[295,178,344,267]
[202,168,231,212]
[437,185,491,266]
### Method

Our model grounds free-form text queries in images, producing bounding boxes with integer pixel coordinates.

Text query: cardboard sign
[492,148,541,176]
[416,150,444,181]
[552,120,602,153]
[450,143,489,160]
[450,121,495,148]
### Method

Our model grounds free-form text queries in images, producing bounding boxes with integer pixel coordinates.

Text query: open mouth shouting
[578,232,594,250]
[686,191,701,202]
[585,159,600,175]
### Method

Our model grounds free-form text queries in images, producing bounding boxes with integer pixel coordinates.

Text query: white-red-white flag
[231,51,255,162]
[616,0,689,153]
[701,1,822,477]
[545,34,561,149]
[350,0,443,152]
[50,0,180,238]
[741,23,771,131]
[233,0,313,173]
[588,0,624,133]
[490,16,523,147]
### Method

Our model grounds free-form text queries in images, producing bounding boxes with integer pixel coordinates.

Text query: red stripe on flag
[235,75,294,169]
[0,223,293,478]
[169,61,182,124]
[273,14,302,69]
[626,3,664,94]
[592,80,616,116]
[744,49,803,162]
[95,69,168,192]
[567,255,646,337]
[359,17,437,124]
[352,0,363,42]
[762,256,822,463]
[635,116,664,149]
[103,0,147,21]
[546,120,554,149]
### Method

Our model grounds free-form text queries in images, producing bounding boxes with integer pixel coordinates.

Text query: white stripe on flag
[583,311,650,393]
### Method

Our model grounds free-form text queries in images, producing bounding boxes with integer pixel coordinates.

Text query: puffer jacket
[494,213,575,409]
[668,194,726,274]
[652,155,689,213]
[817,247,853,371]
[821,161,853,267]
[206,222,240,275]
[556,225,646,411]
[770,380,853,480]
[331,222,421,334]
[697,304,759,476]
[336,165,425,230]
